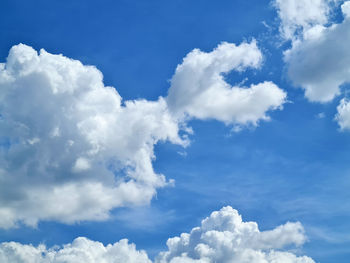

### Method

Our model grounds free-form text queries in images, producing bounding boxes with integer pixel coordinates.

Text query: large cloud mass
[0,43,285,228]
[275,0,350,103]
[284,1,350,102]
[0,207,314,263]
[156,206,314,263]
[0,44,186,228]
[275,0,350,131]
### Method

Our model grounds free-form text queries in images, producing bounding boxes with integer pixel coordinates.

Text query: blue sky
[1,0,350,262]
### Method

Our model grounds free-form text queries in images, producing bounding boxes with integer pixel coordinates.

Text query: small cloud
[72,157,91,172]
[177,151,187,157]
[317,112,325,119]
[27,137,40,145]
[262,20,272,30]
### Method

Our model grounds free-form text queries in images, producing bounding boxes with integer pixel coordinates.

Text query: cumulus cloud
[0,237,151,263]
[275,0,350,103]
[274,0,332,40]
[167,41,287,127]
[0,42,285,228]
[156,206,314,263]
[0,44,186,228]
[0,207,314,263]
[335,98,350,130]
[285,1,350,102]
[275,0,350,130]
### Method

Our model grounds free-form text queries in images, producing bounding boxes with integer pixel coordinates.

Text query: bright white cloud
[0,207,314,263]
[342,1,350,17]
[335,98,350,130]
[275,0,350,103]
[167,41,287,127]
[0,237,151,263]
[276,0,350,132]
[0,42,285,228]
[0,44,187,228]
[156,206,313,263]
[274,0,332,40]
[285,2,350,102]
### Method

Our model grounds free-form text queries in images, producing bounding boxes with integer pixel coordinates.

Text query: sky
[0,0,350,262]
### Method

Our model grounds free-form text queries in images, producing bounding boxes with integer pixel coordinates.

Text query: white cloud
[0,42,285,228]
[274,0,332,40]
[0,237,151,263]
[72,157,91,172]
[342,1,350,16]
[335,98,350,130]
[156,206,313,263]
[0,207,314,263]
[0,44,187,228]
[275,0,350,103]
[285,4,350,102]
[275,0,350,131]
[167,41,287,128]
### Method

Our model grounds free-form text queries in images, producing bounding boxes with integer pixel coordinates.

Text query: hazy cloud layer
[0,207,313,263]
[0,43,285,228]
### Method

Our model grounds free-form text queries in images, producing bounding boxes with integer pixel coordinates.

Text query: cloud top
[0,237,151,263]
[156,206,313,263]
[0,207,314,263]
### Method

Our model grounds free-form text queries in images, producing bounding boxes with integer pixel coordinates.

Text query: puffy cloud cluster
[0,43,285,228]
[167,41,287,127]
[156,206,314,263]
[275,0,350,129]
[0,237,151,263]
[0,44,186,228]
[283,1,350,103]
[274,0,332,40]
[0,207,314,263]
[274,0,343,102]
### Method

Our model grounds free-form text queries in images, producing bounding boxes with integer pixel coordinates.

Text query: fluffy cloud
[275,0,350,103]
[284,1,350,102]
[0,42,285,228]
[156,206,314,263]
[0,44,186,228]
[0,237,151,263]
[275,0,350,130]
[335,98,350,130]
[274,0,332,40]
[167,41,287,127]
[0,207,314,263]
